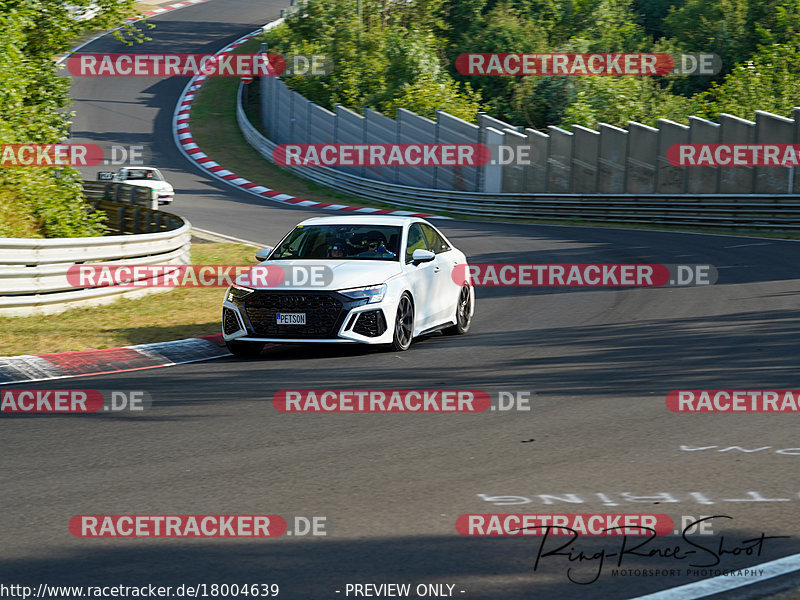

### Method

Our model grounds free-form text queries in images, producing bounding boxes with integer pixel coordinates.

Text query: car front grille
[353,309,387,337]
[243,292,345,338]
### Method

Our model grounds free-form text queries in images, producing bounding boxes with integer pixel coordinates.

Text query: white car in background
[97,167,174,204]
[221,215,475,357]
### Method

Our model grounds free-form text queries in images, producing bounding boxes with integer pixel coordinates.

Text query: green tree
[263,0,483,120]
[384,72,482,121]
[562,74,697,128]
[450,2,547,122]
[663,0,749,67]
[697,41,800,121]
[0,0,142,237]
[569,0,649,52]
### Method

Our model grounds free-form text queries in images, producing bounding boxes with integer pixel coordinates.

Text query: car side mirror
[411,249,435,264]
[254,247,273,262]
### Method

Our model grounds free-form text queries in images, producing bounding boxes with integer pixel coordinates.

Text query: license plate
[276,312,306,325]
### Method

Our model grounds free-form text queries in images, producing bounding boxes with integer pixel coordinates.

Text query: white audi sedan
[221,215,474,357]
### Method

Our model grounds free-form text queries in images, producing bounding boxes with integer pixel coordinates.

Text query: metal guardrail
[83,180,160,209]
[0,189,191,316]
[238,82,800,230]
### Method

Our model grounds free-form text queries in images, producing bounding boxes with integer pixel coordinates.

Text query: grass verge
[0,239,256,357]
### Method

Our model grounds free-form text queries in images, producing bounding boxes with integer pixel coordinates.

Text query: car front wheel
[391,293,414,351]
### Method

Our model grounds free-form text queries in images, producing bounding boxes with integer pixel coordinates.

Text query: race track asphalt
[3,2,800,598]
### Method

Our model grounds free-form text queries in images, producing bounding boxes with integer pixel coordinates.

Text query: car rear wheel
[443,285,472,335]
[391,293,414,351]
[225,340,265,358]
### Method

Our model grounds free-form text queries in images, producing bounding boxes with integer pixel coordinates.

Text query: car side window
[420,224,450,254]
[405,224,428,263]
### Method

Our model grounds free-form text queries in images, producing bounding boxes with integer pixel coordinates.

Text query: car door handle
[433,266,441,273]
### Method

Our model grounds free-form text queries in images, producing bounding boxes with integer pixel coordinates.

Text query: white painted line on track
[628,552,800,600]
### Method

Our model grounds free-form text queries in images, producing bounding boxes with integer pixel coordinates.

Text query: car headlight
[340,284,387,304]
[227,284,254,302]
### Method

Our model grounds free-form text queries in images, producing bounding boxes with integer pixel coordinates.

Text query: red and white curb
[136,0,214,19]
[172,25,443,219]
[0,335,231,386]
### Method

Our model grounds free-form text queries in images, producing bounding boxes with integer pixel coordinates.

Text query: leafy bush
[0,0,141,238]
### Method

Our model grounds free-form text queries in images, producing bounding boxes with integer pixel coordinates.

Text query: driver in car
[366,234,396,258]
[327,239,346,258]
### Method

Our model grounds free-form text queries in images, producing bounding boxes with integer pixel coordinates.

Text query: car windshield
[125,169,163,181]
[270,225,402,261]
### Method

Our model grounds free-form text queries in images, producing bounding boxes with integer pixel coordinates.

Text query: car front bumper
[222,289,395,345]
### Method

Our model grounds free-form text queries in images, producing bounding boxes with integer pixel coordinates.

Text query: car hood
[235,259,403,291]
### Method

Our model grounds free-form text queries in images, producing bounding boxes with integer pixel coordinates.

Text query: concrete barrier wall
[335,105,365,178]
[396,108,437,189]
[259,74,800,194]
[626,122,658,193]
[238,82,800,230]
[571,126,600,194]
[598,124,627,193]
[435,111,481,191]
[547,126,573,193]
[364,108,397,183]
[755,111,794,194]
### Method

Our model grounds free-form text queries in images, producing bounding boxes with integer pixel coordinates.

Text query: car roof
[296,215,431,227]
